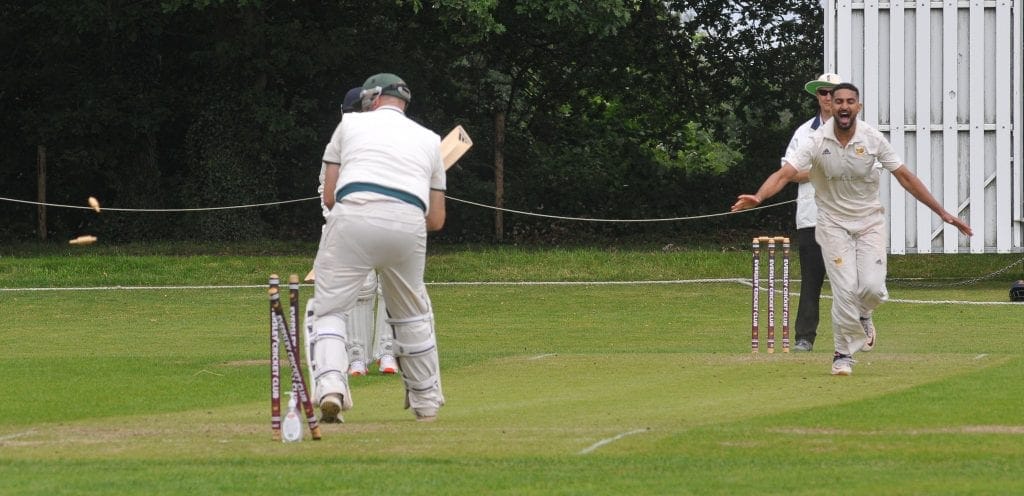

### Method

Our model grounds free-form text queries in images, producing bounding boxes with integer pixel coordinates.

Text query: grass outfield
[0,246,1022,495]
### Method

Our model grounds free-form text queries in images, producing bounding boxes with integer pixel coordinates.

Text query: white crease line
[0,285,263,292]
[0,430,36,442]
[887,298,1024,306]
[3,281,1021,306]
[0,279,747,292]
[528,354,557,360]
[578,428,649,455]
[433,279,746,286]
[975,354,988,360]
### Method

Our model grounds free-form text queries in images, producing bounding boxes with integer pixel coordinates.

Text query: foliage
[0,0,824,244]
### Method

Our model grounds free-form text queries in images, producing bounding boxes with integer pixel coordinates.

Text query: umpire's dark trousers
[794,227,826,344]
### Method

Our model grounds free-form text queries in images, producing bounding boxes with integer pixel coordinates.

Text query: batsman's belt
[337,182,425,212]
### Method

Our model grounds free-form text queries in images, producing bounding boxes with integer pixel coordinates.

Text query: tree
[0,0,824,245]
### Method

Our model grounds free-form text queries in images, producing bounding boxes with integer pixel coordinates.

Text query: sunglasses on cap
[360,84,412,102]
[817,89,832,96]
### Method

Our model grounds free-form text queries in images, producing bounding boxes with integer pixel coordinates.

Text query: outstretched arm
[731,163,799,212]
[891,165,973,236]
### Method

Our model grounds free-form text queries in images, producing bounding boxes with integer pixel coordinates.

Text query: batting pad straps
[313,328,346,344]
[312,325,351,406]
[389,312,444,409]
[388,313,435,357]
[348,293,375,362]
[312,327,348,379]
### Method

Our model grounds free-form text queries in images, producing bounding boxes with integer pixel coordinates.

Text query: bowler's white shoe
[831,353,854,376]
[378,355,398,375]
[860,317,877,352]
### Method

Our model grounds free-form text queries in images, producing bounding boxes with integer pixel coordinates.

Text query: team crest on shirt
[855,146,866,156]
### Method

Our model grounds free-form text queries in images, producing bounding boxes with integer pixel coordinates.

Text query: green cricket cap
[362,73,411,102]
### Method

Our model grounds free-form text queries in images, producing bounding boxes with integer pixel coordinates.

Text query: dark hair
[831,82,860,99]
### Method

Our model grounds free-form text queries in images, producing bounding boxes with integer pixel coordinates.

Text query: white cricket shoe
[348,360,367,377]
[860,317,877,352]
[414,407,438,423]
[378,355,398,375]
[319,394,344,424]
[831,353,854,376]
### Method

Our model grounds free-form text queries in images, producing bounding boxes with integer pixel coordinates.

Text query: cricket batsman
[311,73,446,423]
[304,87,399,405]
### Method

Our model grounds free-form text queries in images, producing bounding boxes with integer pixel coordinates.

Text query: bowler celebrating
[732,82,972,376]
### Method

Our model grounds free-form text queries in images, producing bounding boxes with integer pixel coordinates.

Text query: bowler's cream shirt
[785,119,902,221]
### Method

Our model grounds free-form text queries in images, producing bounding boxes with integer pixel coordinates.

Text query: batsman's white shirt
[312,105,447,410]
[785,119,900,355]
[323,106,445,211]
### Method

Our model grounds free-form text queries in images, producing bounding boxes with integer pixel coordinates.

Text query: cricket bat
[440,125,472,169]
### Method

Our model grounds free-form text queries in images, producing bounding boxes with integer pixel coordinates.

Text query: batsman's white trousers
[815,209,889,355]
[312,197,442,409]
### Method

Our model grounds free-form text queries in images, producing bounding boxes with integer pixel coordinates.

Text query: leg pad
[389,313,444,411]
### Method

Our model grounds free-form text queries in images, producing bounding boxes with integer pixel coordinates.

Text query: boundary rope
[0,195,315,212]
[443,196,794,222]
[2,193,1019,287]
[0,194,792,222]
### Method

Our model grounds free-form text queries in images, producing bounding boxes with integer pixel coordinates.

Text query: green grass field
[1,245,1022,495]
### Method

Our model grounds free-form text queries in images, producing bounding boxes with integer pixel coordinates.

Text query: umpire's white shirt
[781,114,828,229]
[323,105,446,211]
